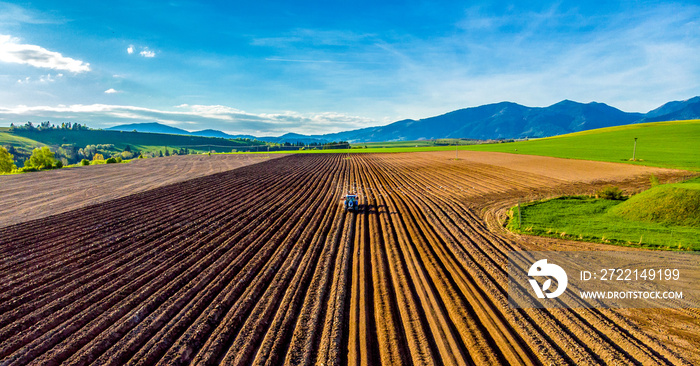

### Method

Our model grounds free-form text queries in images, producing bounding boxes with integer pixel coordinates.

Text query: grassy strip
[508,195,700,251]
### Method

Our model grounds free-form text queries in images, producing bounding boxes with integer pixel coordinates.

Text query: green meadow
[463,120,700,171]
[475,120,700,250]
[0,131,47,151]
[8,128,262,153]
[265,120,700,173]
[509,177,700,251]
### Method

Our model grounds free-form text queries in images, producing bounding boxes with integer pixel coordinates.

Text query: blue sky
[0,0,699,136]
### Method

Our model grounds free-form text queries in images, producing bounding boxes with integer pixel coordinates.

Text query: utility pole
[632,137,638,161]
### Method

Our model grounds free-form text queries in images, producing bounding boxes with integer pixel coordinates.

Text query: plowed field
[0,153,280,228]
[1,152,696,365]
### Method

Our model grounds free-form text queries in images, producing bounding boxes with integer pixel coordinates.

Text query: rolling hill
[319,100,646,142]
[105,122,191,135]
[106,97,700,144]
[464,119,700,171]
[1,127,267,166]
[642,96,700,122]
[106,123,258,140]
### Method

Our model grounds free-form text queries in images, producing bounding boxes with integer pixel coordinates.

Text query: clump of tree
[0,146,17,173]
[119,145,141,160]
[24,146,59,170]
[78,144,115,161]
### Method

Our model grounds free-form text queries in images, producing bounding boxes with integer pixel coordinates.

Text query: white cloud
[39,73,62,82]
[0,34,90,73]
[139,48,155,58]
[329,3,700,118]
[0,103,377,136]
[104,88,119,94]
[126,45,156,58]
[126,44,156,58]
[15,73,64,84]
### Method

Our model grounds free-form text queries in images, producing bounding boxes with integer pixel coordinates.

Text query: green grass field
[9,129,263,153]
[243,120,700,171]
[463,120,700,171]
[508,177,700,251]
[0,132,47,151]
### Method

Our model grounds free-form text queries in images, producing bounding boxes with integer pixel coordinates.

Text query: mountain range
[106,96,700,143]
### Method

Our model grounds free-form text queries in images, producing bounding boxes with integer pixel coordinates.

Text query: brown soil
[0,153,283,228]
[0,152,696,365]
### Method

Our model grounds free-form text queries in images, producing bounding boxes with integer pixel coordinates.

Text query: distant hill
[642,96,700,122]
[107,123,259,141]
[316,100,646,142]
[103,97,700,143]
[256,133,330,145]
[301,97,699,143]
[106,122,191,135]
[188,129,256,140]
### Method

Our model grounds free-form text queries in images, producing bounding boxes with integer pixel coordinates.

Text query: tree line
[277,141,351,149]
[10,121,89,132]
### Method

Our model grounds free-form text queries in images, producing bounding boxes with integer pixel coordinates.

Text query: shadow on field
[356,204,399,215]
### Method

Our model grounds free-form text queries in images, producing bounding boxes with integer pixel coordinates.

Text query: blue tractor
[344,194,359,212]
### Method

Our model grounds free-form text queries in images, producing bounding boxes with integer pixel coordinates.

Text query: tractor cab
[344,194,359,212]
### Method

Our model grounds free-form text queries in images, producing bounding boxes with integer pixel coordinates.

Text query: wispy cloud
[139,48,156,58]
[242,3,700,119]
[0,1,65,25]
[104,88,119,94]
[340,3,700,116]
[252,29,375,47]
[265,57,382,65]
[126,45,156,58]
[0,34,90,73]
[0,103,377,135]
[16,73,64,84]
